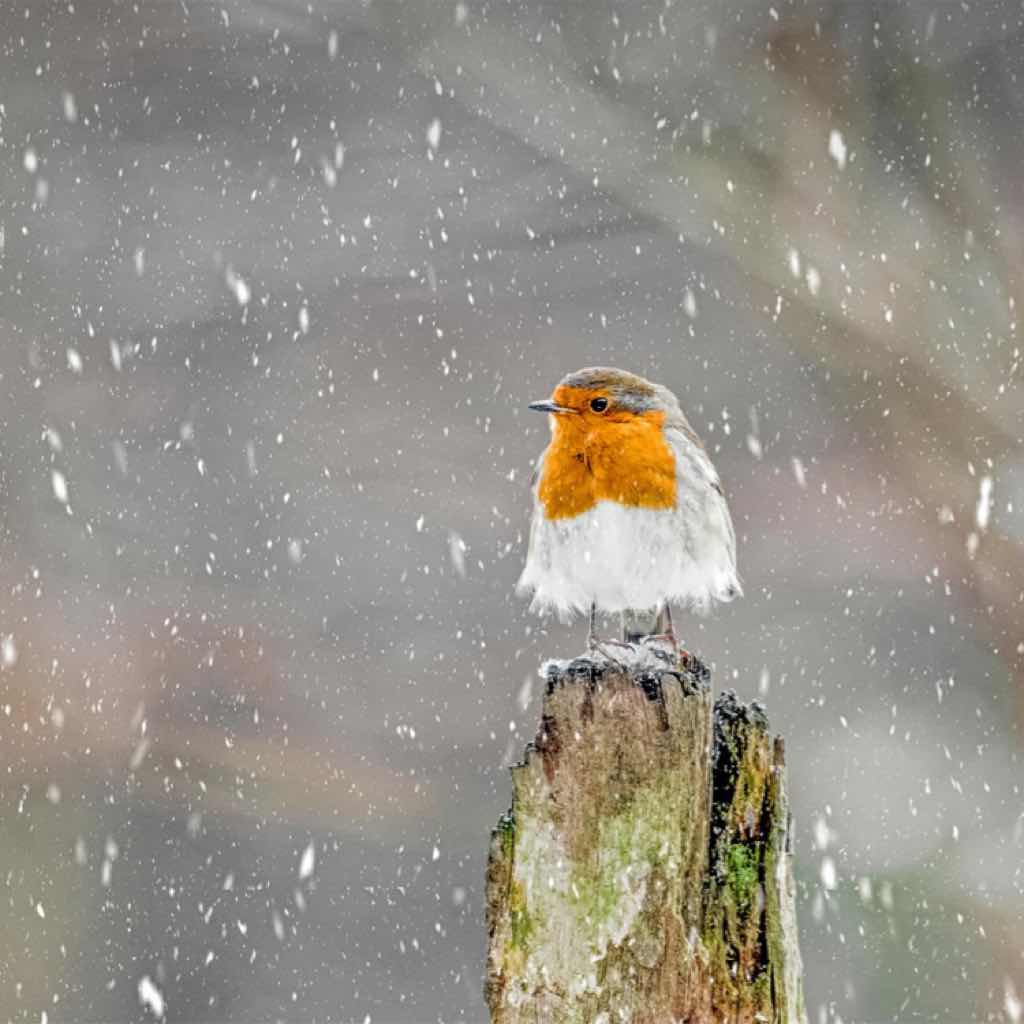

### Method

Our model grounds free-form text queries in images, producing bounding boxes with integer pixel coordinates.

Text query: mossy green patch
[566,785,681,931]
[725,842,758,915]
[508,880,535,950]
[496,813,516,860]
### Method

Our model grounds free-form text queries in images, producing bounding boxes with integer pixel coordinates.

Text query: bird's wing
[664,425,742,601]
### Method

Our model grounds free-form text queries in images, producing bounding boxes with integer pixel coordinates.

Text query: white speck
[415,514,425,533]
[878,880,894,910]
[133,247,145,277]
[67,347,83,373]
[787,248,801,279]
[432,845,441,861]
[757,666,769,695]
[298,306,309,334]
[813,816,831,851]
[820,856,837,890]
[683,288,697,319]
[746,434,762,459]
[805,266,821,296]
[791,457,806,489]
[109,339,122,371]
[454,1,468,24]
[36,901,45,919]
[1006,979,1022,1024]
[129,738,151,771]
[45,427,63,453]
[23,147,38,173]
[226,269,251,306]
[975,475,993,532]
[51,470,69,505]
[448,531,466,578]
[426,118,442,151]
[2,635,19,669]
[828,129,847,169]
[138,975,165,1019]
[62,91,78,123]
[299,841,316,880]
[516,675,533,712]
[112,441,128,475]
[327,29,339,58]
[287,539,303,564]
[272,911,285,941]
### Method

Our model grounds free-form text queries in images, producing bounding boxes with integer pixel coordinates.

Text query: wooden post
[485,651,806,1024]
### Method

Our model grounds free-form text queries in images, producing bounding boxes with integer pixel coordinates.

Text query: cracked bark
[485,655,806,1024]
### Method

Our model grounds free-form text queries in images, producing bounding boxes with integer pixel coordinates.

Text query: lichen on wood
[485,649,806,1024]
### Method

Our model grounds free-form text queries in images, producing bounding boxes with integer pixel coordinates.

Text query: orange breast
[537,411,677,520]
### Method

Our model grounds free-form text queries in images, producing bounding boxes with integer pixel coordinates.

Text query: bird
[516,367,740,662]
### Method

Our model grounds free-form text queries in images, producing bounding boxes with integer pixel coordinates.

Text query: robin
[517,367,740,663]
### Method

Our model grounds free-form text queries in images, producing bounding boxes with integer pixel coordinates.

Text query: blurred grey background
[1,0,1023,1020]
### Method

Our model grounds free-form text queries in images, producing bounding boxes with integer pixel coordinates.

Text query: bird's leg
[640,603,700,673]
[662,602,676,648]
[586,603,632,667]
[642,603,677,653]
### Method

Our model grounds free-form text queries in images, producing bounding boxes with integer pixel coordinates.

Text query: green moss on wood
[725,843,759,915]
[508,881,534,950]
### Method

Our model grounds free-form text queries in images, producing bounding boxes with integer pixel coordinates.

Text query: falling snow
[51,470,68,505]
[828,128,848,169]
[0,5,1019,1024]
[426,118,442,151]
[299,842,316,880]
[137,976,165,1019]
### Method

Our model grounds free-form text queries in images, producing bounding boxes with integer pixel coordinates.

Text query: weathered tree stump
[485,650,805,1023]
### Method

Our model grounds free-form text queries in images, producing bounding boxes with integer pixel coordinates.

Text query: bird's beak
[529,399,575,415]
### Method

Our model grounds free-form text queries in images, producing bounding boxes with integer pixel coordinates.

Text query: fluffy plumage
[517,367,740,619]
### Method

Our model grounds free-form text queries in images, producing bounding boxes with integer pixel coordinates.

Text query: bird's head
[528,367,678,430]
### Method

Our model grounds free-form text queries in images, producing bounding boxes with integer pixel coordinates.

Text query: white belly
[517,498,739,619]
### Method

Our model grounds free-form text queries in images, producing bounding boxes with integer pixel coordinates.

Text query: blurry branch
[419,15,1024,703]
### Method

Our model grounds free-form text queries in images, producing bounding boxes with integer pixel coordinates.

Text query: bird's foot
[641,634,708,678]
[587,634,634,670]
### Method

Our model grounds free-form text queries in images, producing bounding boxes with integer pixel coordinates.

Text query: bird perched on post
[517,367,740,660]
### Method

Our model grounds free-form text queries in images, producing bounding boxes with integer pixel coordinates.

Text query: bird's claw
[641,634,707,677]
[587,635,634,670]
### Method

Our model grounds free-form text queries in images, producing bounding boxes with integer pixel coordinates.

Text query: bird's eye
[590,397,609,413]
